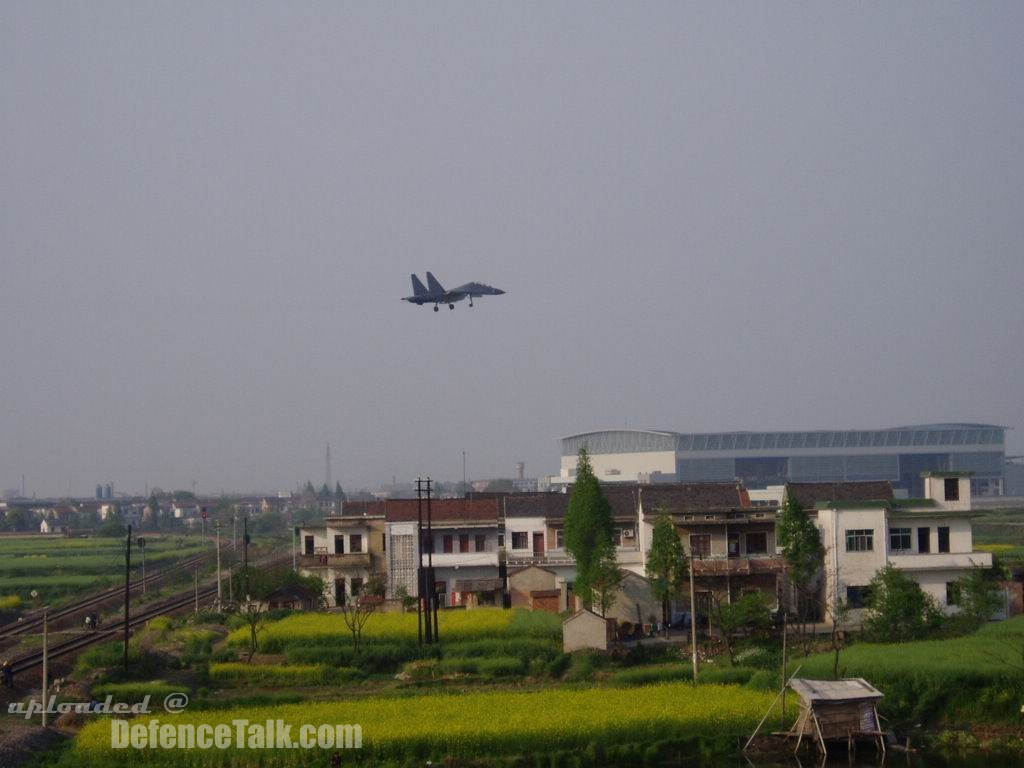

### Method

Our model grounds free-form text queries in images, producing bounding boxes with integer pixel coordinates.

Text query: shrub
[546,653,571,679]
[443,638,560,662]
[402,659,441,680]
[438,657,480,675]
[208,663,362,686]
[863,565,943,642]
[0,595,23,612]
[609,665,692,687]
[478,657,525,679]
[565,650,607,682]
[147,615,174,632]
[699,667,755,686]
[744,670,779,691]
[91,680,187,702]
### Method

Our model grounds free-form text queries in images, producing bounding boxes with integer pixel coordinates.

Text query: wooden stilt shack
[786,678,885,756]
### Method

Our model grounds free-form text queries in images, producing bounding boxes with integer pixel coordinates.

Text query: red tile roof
[639,482,750,512]
[342,497,500,524]
[785,481,893,509]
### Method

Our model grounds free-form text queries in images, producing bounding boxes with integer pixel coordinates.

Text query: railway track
[1,544,235,641]
[8,585,220,676]
[6,551,292,677]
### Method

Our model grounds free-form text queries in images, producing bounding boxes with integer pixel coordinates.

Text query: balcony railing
[888,551,993,571]
[690,555,784,576]
[298,552,371,568]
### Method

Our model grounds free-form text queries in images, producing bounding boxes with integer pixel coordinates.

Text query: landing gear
[448,304,454,310]
[469,298,474,307]
[433,305,439,312]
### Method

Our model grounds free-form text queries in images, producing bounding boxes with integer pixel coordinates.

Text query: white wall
[558,450,677,483]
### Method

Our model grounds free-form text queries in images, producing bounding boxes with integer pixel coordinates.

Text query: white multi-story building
[814,472,992,619]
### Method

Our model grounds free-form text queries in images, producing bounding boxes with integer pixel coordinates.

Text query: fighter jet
[402,272,505,311]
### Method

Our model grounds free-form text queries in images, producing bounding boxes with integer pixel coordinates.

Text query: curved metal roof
[561,425,1006,455]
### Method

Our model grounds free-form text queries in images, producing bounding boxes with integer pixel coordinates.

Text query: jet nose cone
[495,289,506,295]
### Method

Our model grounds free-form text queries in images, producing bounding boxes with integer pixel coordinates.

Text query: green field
[0,535,207,603]
[797,617,1024,721]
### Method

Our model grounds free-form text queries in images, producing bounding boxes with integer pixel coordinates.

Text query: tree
[949,570,1001,632]
[590,543,623,617]
[97,508,127,537]
[564,448,614,610]
[712,592,772,665]
[240,601,266,663]
[394,584,416,614]
[232,568,325,660]
[340,573,387,652]
[334,482,346,501]
[863,565,943,642]
[777,497,824,603]
[646,509,688,634]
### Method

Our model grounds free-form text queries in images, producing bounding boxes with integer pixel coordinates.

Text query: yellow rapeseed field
[74,681,775,766]
[226,607,558,650]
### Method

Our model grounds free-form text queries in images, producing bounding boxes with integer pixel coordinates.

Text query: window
[846,585,871,608]
[349,534,362,553]
[350,578,363,598]
[918,527,930,553]
[334,535,344,555]
[381,534,386,552]
[611,528,623,547]
[946,581,960,606]
[304,535,314,555]
[728,532,740,558]
[443,535,453,553]
[938,526,950,554]
[511,532,529,550]
[689,534,711,558]
[889,527,911,552]
[475,534,486,552]
[555,529,565,549]
[498,533,505,548]
[944,477,960,501]
[459,534,470,553]
[845,529,873,552]
[745,532,768,555]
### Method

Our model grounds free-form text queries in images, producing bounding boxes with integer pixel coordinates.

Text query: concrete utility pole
[41,607,48,728]
[216,519,222,606]
[689,552,699,681]
[124,525,132,670]
[292,525,297,571]
[426,478,438,643]
[194,568,199,614]
[243,517,249,599]
[139,537,147,597]
[416,478,428,645]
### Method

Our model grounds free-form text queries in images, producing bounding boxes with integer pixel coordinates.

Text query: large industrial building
[555,424,1007,497]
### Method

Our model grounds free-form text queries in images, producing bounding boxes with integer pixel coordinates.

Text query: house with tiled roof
[808,472,992,621]
[636,482,783,617]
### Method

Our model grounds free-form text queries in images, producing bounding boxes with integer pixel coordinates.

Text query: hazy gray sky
[2,3,1022,497]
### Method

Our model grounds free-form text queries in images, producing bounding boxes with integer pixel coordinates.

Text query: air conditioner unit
[622,529,635,539]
